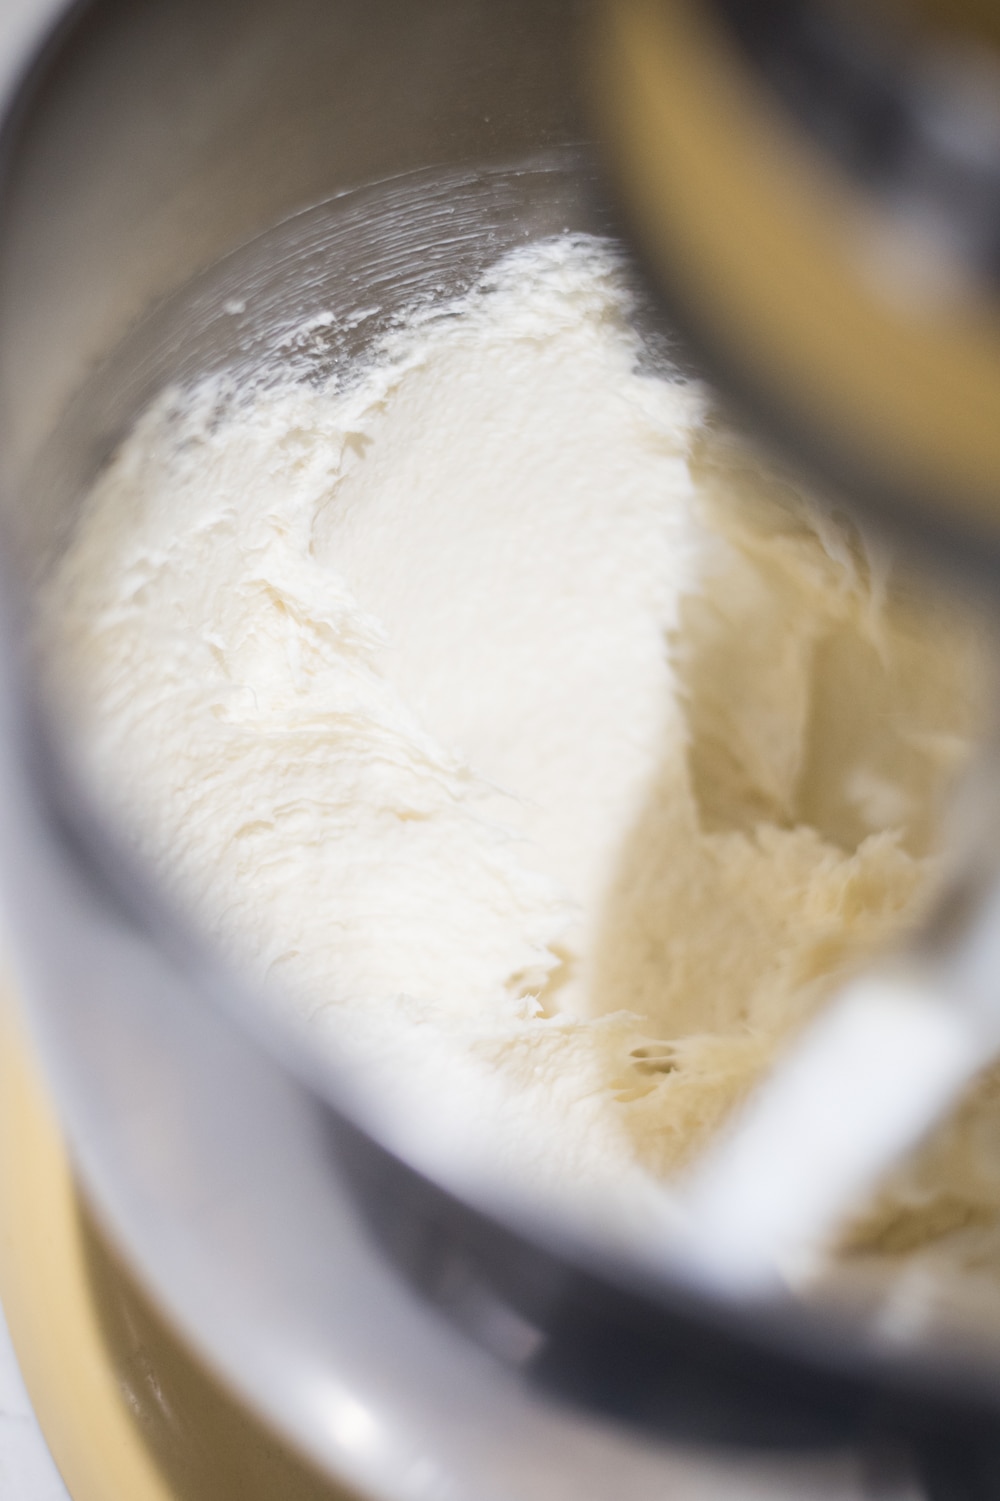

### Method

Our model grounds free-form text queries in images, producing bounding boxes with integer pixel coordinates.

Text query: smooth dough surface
[41,237,992,1277]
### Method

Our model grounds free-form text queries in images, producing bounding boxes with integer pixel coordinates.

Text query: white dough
[41,236,988,1265]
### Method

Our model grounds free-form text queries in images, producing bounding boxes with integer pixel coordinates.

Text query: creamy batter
[40,236,990,1271]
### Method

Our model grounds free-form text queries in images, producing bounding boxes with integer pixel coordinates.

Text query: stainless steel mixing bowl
[0,4,997,1499]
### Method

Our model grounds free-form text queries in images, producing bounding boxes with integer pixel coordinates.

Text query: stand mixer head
[593,0,1000,576]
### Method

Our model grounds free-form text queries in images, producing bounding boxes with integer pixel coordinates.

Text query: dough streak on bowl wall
[39,233,994,1293]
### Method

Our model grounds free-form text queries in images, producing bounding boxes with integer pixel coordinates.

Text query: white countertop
[0,0,75,1494]
[0,1302,69,1500]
